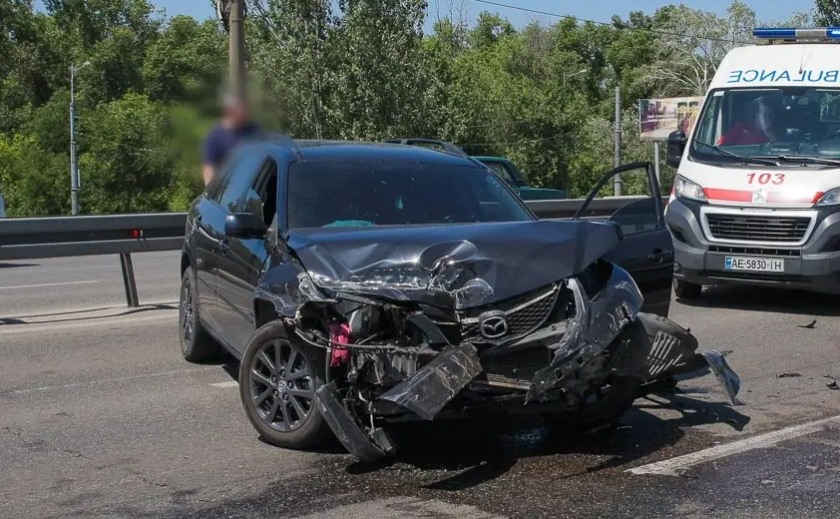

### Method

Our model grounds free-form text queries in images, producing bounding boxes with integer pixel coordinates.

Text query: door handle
[219,239,230,254]
[648,248,672,264]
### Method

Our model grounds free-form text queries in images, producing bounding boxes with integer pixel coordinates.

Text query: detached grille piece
[643,331,685,379]
[477,347,552,389]
[460,284,559,345]
[705,213,810,243]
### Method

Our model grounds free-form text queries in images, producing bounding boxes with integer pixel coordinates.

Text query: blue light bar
[753,27,840,40]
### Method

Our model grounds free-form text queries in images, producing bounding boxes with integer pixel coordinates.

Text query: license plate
[724,256,784,272]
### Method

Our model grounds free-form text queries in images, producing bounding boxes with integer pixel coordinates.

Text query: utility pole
[69,62,90,216]
[228,0,246,101]
[613,87,623,196]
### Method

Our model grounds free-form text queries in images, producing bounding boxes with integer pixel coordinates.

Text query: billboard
[639,96,704,141]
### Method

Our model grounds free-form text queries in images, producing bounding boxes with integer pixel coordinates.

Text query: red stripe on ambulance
[702,188,823,204]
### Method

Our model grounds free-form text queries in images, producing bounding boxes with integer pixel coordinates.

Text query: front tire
[674,279,702,299]
[239,322,330,449]
[179,266,220,362]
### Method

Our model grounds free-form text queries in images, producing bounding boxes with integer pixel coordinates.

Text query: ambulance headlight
[674,175,707,202]
[815,188,840,207]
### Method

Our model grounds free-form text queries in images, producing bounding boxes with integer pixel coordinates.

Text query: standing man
[202,94,260,185]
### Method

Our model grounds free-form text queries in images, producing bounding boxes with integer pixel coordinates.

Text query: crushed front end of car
[256,220,741,462]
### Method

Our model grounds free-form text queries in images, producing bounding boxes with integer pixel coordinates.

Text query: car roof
[287,139,480,166]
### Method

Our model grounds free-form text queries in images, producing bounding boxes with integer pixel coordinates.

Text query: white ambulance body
[665,28,840,298]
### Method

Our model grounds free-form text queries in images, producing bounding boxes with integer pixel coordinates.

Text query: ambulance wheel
[674,279,702,299]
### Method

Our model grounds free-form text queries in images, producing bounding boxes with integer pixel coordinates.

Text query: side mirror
[666,131,687,168]
[225,213,267,238]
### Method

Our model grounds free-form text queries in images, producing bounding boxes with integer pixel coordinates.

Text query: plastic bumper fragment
[377,343,482,420]
[314,382,393,463]
[700,350,742,406]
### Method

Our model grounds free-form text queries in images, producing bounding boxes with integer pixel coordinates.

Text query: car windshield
[287,159,533,228]
[690,87,840,165]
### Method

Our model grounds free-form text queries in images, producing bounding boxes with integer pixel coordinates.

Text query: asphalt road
[0,251,181,316]
[3,260,840,518]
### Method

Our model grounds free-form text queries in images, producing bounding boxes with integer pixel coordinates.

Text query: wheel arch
[253,298,286,333]
[180,251,191,276]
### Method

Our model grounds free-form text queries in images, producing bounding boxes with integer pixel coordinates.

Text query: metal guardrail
[0,213,185,307]
[0,197,658,307]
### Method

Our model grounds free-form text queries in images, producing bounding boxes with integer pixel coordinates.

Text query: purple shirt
[202,122,260,168]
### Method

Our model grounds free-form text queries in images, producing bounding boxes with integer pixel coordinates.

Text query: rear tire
[239,322,330,450]
[674,279,702,299]
[179,266,220,362]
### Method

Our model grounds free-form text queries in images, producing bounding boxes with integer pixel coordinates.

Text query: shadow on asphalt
[0,262,40,268]
[676,285,840,317]
[342,393,749,491]
[0,303,178,326]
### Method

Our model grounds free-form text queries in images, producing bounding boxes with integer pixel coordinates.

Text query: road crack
[2,425,168,489]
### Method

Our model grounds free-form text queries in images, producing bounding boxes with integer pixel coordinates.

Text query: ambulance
[665,27,840,298]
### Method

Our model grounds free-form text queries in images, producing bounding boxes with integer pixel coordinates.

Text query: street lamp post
[69,61,90,215]
[563,68,588,88]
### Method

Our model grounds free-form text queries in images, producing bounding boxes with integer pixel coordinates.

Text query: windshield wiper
[694,141,777,166]
[754,155,840,167]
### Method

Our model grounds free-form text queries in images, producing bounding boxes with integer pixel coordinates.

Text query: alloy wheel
[249,339,315,432]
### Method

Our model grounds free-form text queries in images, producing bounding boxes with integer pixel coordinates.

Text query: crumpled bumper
[313,265,742,462]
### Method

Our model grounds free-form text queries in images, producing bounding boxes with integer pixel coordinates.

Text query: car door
[575,162,674,317]
[190,197,226,334]
[189,150,251,335]
[215,156,278,354]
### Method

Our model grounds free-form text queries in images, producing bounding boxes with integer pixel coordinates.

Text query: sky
[143,0,814,27]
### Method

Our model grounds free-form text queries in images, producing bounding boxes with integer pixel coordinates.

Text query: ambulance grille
[705,214,811,243]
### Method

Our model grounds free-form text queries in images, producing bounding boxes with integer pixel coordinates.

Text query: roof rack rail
[267,132,301,158]
[383,138,470,159]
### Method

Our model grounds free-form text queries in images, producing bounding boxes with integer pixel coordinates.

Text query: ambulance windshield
[691,87,840,164]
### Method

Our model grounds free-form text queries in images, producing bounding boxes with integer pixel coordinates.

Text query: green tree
[81,93,175,213]
[143,16,226,105]
[329,0,432,139]
[815,0,840,25]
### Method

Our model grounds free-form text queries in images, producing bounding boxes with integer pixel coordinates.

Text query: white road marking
[292,496,505,519]
[0,280,99,290]
[628,414,840,476]
[210,380,239,388]
[2,366,218,395]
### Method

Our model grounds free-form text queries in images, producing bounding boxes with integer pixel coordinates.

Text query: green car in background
[472,156,567,201]
[384,139,567,201]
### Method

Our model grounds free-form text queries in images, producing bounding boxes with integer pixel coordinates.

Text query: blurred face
[223,100,249,127]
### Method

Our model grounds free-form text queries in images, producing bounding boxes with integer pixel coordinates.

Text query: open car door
[574,162,673,317]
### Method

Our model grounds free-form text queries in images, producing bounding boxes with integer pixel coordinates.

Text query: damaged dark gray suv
[179,136,740,462]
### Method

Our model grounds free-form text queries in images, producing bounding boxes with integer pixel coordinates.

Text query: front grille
[705,213,811,243]
[460,284,559,344]
[708,245,801,257]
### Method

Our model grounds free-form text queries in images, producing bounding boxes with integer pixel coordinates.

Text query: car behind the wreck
[178,138,740,462]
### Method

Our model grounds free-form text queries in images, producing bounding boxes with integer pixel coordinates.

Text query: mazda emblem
[478,311,509,339]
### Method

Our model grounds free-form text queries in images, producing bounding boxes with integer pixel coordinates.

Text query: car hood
[285,220,622,309]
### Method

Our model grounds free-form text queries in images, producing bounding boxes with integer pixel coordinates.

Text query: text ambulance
[665,28,840,298]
